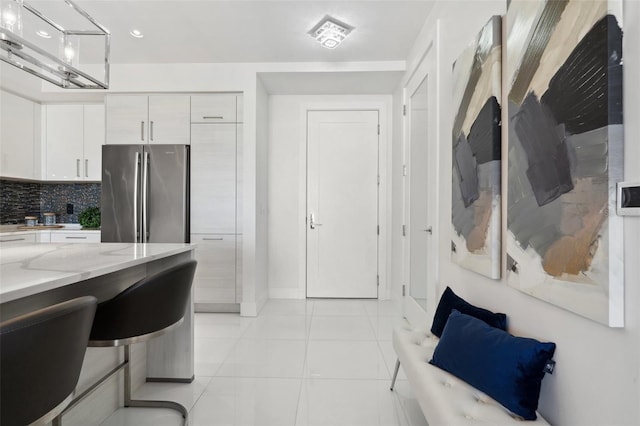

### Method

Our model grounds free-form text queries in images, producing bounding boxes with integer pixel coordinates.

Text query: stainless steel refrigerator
[101,144,190,243]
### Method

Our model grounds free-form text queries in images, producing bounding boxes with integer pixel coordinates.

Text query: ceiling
[1,0,435,100]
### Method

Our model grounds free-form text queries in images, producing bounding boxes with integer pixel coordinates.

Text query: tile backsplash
[0,179,101,225]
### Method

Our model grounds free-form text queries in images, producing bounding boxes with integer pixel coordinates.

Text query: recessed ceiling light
[36,30,51,39]
[308,16,354,49]
[129,29,144,38]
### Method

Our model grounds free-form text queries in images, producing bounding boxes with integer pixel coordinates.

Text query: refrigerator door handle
[143,150,150,242]
[134,152,141,242]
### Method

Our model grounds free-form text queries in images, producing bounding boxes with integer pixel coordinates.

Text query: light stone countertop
[0,242,195,303]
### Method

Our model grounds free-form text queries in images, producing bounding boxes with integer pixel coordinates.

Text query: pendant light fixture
[0,0,110,89]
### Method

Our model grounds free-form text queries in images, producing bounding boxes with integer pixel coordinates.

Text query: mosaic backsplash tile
[0,179,101,225]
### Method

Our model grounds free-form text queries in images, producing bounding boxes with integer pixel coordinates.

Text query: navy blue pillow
[430,286,507,337]
[430,310,556,420]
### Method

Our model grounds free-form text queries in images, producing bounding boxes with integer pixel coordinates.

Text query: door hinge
[377,174,380,185]
[402,224,406,236]
[377,225,380,235]
[402,165,407,176]
[377,124,380,135]
[377,275,380,286]
[403,105,406,116]
[402,284,406,296]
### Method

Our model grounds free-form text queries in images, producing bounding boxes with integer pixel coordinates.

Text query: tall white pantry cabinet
[190,94,243,311]
[104,93,243,311]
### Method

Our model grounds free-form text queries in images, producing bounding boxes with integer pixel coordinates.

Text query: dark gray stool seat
[54,260,197,426]
[0,296,97,426]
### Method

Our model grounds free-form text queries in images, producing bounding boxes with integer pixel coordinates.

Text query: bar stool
[0,296,97,426]
[54,260,197,426]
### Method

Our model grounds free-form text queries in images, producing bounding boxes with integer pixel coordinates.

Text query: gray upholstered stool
[54,260,197,426]
[0,296,97,425]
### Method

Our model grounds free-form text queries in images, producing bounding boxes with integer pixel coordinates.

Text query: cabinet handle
[65,236,87,239]
[203,116,223,120]
[141,121,145,141]
[76,159,80,177]
[203,237,224,241]
[150,121,154,141]
[0,238,25,242]
[85,159,89,177]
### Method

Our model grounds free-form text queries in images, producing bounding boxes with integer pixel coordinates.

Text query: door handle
[422,227,433,234]
[76,159,80,177]
[150,121,154,141]
[141,121,145,141]
[85,159,89,177]
[309,213,323,230]
[134,152,140,242]
[143,151,150,242]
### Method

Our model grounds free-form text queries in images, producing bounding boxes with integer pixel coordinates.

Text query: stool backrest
[0,296,97,425]
[90,260,197,343]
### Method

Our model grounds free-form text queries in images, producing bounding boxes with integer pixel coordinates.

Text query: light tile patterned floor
[100,299,428,426]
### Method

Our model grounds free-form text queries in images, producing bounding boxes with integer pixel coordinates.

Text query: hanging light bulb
[0,0,24,46]
[59,33,79,66]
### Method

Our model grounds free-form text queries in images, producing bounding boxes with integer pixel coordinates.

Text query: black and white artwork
[506,0,624,326]
[451,16,502,279]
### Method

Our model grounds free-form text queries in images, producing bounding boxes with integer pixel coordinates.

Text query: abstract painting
[451,16,502,279]
[506,0,624,326]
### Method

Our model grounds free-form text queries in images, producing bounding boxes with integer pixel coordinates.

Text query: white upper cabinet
[148,95,191,144]
[191,94,238,124]
[44,104,104,181]
[105,95,147,144]
[83,105,105,180]
[0,91,40,180]
[106,94,190,144]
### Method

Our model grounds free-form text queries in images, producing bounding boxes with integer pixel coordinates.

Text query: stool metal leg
[53,345,189,425]
[390,358,401,391]
[124,345,190,425]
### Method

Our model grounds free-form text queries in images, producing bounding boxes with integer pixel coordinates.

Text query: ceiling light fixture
[0,0,110,89]
[129,29,143,38]
[308,16,353,49]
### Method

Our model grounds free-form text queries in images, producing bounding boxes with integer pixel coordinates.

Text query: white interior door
[307,110,379,298]
[408,76,430,310]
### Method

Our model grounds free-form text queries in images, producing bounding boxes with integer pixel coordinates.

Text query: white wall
[267,94,393,299]
[393,1,640,424]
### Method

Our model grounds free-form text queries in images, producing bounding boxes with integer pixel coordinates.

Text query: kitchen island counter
[0,242,194,303]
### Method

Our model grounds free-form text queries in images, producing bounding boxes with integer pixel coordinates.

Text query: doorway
[306,110,380,298]
[408,76,430,310]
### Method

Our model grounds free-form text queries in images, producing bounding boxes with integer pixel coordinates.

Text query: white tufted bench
[391,325,551,425]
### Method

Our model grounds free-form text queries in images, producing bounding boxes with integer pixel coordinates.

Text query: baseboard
[195,303,240,313]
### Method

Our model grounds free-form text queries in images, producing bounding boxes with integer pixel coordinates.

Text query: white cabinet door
[148,95,191,144]
[0,233,37,245]
[105,95,148,144]
[83,105,104,181]
[0,91,36,179]
[191,124,236,233]
[50,231,100,243]
[45,105,84,180]
[191,94,238,123]
[191,234,236,304]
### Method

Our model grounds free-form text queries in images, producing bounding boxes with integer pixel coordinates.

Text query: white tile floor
[101,299,428,426]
